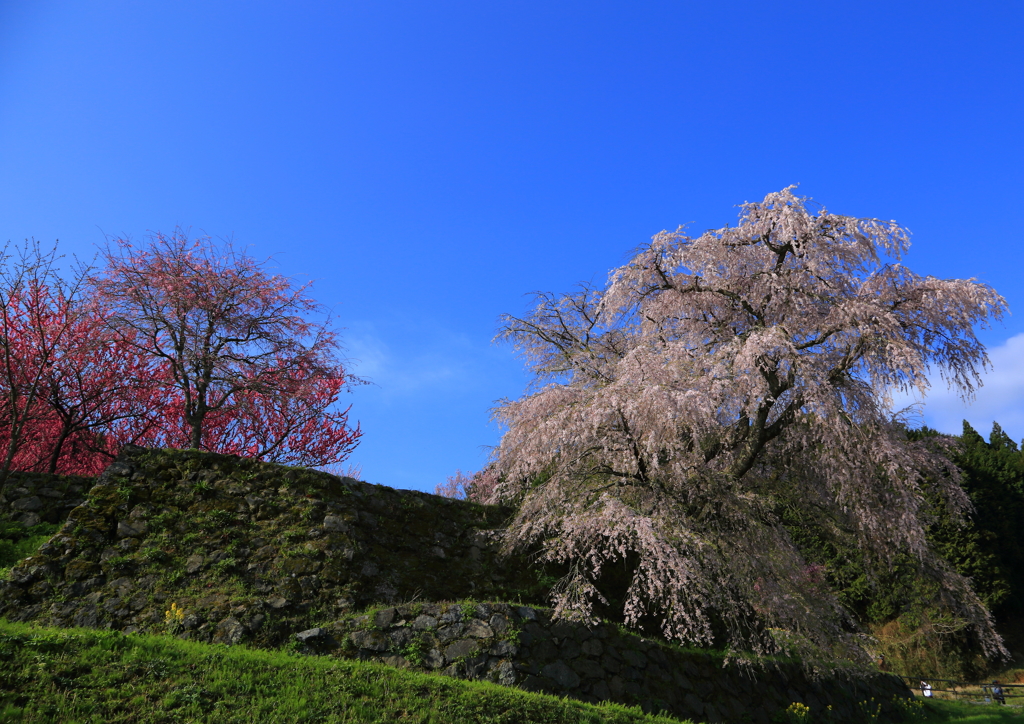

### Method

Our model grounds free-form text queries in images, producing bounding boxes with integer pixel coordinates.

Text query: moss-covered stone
[0,446,913,722]
[0,472,92,528]
[0,446,544,648]
[63,559,101,581]
[324,601,912,724]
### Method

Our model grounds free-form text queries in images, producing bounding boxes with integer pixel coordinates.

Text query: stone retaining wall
[0,473,92,528]
[315,602,911,724]
[0,450,914,723]
[0,447,546,647]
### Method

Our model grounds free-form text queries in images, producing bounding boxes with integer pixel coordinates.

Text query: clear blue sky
[1,1,1022,491]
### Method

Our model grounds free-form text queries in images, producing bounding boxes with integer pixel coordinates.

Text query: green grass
[4,622,1021,724]
[0,619,691,724]
[0,528,1020,723]
[0,521,60,580]
[919,698,1024,722]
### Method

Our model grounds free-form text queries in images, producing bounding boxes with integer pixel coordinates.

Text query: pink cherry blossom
[491,187,1008,665]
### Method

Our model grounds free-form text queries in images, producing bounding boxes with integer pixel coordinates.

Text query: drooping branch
[490,186,1008,664]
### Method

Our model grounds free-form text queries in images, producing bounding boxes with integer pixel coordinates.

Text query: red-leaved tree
[92,229,362,468]
[0,240,82,482]
[0,241,168,485]
[140,366,359,468]
[27,303,166,475]
[491,187,1008,666]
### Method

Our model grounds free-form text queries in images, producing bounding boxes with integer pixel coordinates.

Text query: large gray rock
[373,607,396,628]
[489,640,517,657]
[412,614,437,630]
[424,648,444,668]
[488,614,509,636]
[572,657,605,679]
[214,617,246,645]
[11,496,42,512]
[350,630,388,652]
[516,606,537,621]
[622,648,647,668]
[295,627,328,642]
[444,638,478,661]
[295,628,337,650]
[322,515,348,532]
[465,620,494,638]
[16,513,41,528]
[494,659,516,686]
[116,520,146,538]
[542,660,580,689]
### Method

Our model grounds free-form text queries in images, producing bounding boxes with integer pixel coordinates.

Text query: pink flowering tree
[492,187,1008,664]
[92,229,362,467]
[435,467,499,502]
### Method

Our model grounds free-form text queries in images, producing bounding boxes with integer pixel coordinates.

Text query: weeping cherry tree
[491,187,1008,665]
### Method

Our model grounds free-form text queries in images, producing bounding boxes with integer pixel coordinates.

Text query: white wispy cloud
[340,321,491,399]
[892,333,1024,443]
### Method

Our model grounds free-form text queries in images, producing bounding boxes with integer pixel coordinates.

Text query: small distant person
[993,681,1006,705]
[921,681,933,698]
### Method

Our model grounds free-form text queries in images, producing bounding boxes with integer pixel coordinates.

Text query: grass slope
[919,699,1024,722]
[0,619,690,724]
[5,620,1024,724]
[0,521,60,578]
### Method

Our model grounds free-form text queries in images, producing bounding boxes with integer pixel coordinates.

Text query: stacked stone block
[323,602,911,724]
[0,473,91,529]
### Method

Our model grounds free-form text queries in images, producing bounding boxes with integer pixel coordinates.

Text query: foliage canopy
[0,233,362,485]
[491,187,1008,664]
